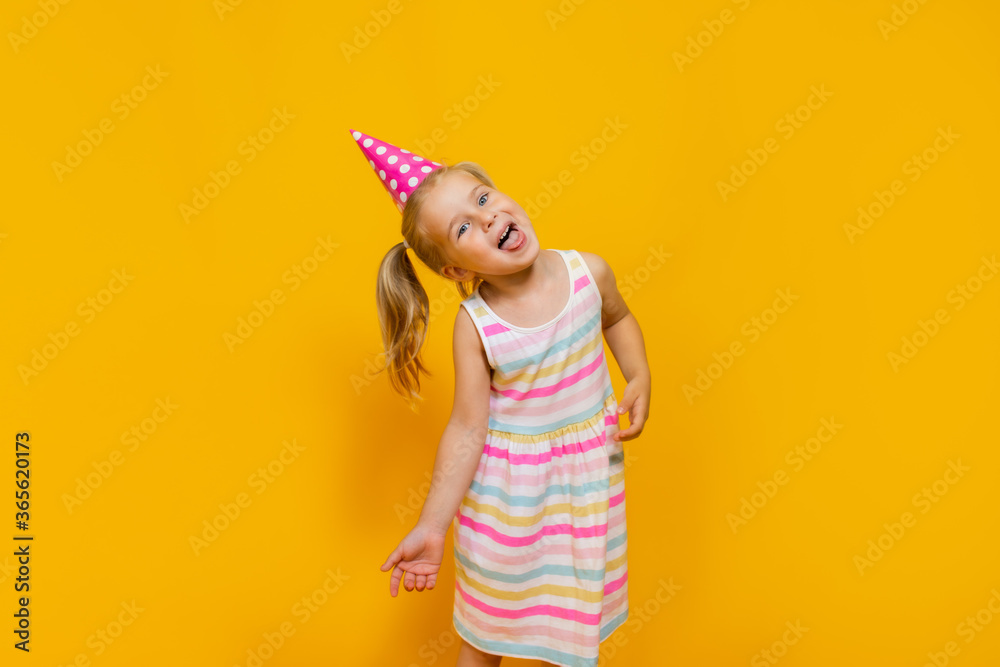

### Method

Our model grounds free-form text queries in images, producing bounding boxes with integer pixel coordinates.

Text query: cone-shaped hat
[349,128,443,213]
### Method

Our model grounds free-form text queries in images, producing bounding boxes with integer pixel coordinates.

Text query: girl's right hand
[379,522,447,597]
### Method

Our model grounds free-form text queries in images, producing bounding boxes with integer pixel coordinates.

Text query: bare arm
[581,251,652,440]
[605,314,650,385]
[415,305,492,535]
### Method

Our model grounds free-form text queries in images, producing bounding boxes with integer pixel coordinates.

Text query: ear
[441,264,473,282]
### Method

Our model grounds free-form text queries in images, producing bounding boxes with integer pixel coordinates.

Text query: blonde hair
[375,161,497,411]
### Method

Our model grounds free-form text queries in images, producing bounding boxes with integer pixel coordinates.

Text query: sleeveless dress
[452,248,629,667]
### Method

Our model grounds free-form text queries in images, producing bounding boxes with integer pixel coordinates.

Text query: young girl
[352,129,652,667]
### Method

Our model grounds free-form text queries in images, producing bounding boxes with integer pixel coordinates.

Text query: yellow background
[2,0,998,665]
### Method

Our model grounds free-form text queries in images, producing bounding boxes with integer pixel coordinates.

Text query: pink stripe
[601,585,629,616]
[609,490,625,508]
[456,578,602,625]
[492,361,608,418]
[575,274,590,292]
[457,509,626,566]
[479,454,609,485]
[489,291,598,355]
[458,606,600,647]
[603,571,628,596]
[483,322,509,336]
[458,514,608,547]
[494,353,603,401]
[484,431,606,466]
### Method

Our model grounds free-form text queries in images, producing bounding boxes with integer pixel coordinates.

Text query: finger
[380,547,401,571]
[415,574,427,591]
[616,415,646,441]
[616,402,646,439]
[616,426,638,441]
[404,569,416,591]
[616,396,633,415]
[390,565,403,597]
[427,573,437,590]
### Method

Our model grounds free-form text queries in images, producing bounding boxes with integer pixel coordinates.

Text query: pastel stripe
[458,513,608,547]
[491,359,611,421]
[456,577,603,624]
[483,430,606,466]
[493,306,601,373]
[455,511,627,569]
[453,611,630,667]
[488,383,614,435]
[493,351,604,401]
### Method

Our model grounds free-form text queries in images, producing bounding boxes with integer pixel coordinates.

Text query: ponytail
[375,240,432,411]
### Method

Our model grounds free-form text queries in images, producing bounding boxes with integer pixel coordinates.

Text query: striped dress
[452,248,629,667]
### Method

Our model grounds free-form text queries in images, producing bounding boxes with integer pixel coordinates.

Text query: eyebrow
[447,185,483,240]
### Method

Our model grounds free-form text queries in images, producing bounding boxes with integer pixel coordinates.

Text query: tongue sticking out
[500,227,520,250]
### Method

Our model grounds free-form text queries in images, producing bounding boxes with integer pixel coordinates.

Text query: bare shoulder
[577,250,613,284]
[450,304,491,427]
[453,304,482,348]
[576,250,630,329]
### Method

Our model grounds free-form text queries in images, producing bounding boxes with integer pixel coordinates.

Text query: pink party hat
[349,129,443,213]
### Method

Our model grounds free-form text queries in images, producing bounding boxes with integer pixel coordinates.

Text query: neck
[479,249,555,302]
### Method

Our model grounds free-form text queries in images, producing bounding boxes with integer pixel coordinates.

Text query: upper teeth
[499,224,511,247]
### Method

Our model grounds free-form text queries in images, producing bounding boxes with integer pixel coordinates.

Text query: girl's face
[417,170,538,282]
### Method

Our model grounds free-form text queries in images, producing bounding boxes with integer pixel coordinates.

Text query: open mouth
[497,223,524,251]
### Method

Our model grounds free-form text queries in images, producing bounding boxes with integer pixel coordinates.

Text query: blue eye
[457,192,488,239]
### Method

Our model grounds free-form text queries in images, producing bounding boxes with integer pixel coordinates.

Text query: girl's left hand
[614,375,650,442]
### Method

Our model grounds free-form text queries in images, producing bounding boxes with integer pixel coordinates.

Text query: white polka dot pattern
[349,128,444,213]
